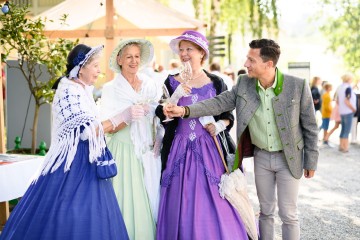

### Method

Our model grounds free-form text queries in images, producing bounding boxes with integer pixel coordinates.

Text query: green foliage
[218,0,278,37]
[0,3,78,152]
[318,0,360,73]
[0,3,78,105]
[213,0,278,37]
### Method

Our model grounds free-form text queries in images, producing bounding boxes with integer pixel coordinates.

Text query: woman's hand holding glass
[161,84,191,122]
[109,105,145,129]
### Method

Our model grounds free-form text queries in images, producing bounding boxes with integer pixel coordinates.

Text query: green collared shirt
[248,70,283,151]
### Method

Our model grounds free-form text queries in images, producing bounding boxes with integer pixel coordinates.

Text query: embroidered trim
[97,159,116,166]
[161,140,220,187]
[183,33,208,50]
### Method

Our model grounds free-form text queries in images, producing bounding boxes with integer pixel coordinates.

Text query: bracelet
[183,106,190,118]
[180,106,186,118]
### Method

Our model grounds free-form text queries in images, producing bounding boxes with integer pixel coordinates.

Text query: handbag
[96,148,117,179]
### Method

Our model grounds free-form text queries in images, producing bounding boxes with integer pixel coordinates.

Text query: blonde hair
[341,73,354,83]
[311,76,321,87]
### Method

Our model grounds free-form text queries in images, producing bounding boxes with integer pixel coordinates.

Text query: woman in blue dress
[0,44,130,240]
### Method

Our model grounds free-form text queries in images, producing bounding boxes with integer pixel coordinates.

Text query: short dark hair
[209,62,221,72]
[249,39,281,66]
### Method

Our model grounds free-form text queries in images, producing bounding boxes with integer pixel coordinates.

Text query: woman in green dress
[100,39,161,240]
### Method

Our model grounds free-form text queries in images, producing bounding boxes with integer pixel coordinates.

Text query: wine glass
[161,84,175,122]
[136,85,160,118]
[179,61,192,96]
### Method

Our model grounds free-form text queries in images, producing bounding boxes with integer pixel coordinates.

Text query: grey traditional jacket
[188,69,319,179]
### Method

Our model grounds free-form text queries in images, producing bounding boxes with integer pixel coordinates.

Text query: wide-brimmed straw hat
[109,39,154,73]
[169,30,209,60]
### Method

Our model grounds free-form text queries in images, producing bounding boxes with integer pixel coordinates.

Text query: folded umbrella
[199,116,258,240]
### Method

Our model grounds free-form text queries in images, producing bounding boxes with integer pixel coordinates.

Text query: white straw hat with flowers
[109,39,154,73]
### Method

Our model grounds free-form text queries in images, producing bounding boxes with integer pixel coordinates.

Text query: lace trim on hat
[183,33,208,49]
[68,45,103,80]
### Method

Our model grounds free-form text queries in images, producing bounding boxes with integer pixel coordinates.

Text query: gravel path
[243,131,360,240]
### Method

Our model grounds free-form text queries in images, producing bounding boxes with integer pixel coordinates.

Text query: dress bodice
[169,76,216,141]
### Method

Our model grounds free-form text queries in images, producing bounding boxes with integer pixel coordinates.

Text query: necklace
[189,71,204,81]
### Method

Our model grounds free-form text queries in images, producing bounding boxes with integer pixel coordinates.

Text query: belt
[256,147,283,153]
[273,150,283,153]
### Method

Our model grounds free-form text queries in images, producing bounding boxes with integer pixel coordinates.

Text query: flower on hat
[73,52,86,66]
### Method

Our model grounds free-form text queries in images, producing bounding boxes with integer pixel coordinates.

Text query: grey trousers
[254,148,300,240]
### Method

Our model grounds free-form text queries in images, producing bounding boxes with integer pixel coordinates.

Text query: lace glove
[169,84,188,104]
[153,124,165,158]
[213,120,227,135]
[109,105,145,129]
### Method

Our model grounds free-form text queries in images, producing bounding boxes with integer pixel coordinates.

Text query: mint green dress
[107,126,156,240]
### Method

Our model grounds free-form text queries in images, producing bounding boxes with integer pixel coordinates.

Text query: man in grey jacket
[166,38,319,240]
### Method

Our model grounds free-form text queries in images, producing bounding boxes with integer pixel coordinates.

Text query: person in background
[224,66,236,83]
[0,44,129,240]
[337,73,357,152]
[238,68,247,76]
[155,30,251,240]
[350,79,360,144]
[209,62,234,90]
[166,38,319,240]
[100,39,161,240]
[321,83,333,145]
[325,88,341,145]
[311,76,322,126]
[168,58,181,75]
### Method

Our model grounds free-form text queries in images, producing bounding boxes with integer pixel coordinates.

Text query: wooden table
[0,154,44,228]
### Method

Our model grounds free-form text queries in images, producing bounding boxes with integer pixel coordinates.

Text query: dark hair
[66,44,92,75]
[249,39,281,66]
[52,44,92,89]
[237,69,246,75]
[209,62,221,72]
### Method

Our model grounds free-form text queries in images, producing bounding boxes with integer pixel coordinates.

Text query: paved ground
[242,127,360,240]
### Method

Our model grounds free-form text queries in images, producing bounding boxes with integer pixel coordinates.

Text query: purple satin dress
[156,77,248,240]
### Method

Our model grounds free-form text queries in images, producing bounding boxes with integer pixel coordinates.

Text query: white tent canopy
[35,0,205,79]
[36,0,204,34]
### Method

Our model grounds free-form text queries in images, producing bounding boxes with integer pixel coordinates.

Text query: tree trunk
[209,0,220,63]
[31,104,40,154]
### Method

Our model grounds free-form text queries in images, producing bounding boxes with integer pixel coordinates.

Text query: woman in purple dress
[155,31,250,240]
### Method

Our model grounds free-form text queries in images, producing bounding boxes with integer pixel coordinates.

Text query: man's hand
[304,169,315,178]
[163,104,184,118]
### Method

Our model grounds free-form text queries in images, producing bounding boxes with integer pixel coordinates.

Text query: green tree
[187,0,279,62]
[0,3,78,153]
[318,0,360,73]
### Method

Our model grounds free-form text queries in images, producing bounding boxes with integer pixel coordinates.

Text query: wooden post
[105,0,115,81]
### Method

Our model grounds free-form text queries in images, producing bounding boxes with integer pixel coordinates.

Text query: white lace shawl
[100,72,161,160]
[40,77,106,175]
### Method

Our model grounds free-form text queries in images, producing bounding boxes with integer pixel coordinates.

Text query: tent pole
[105,0,115,81]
